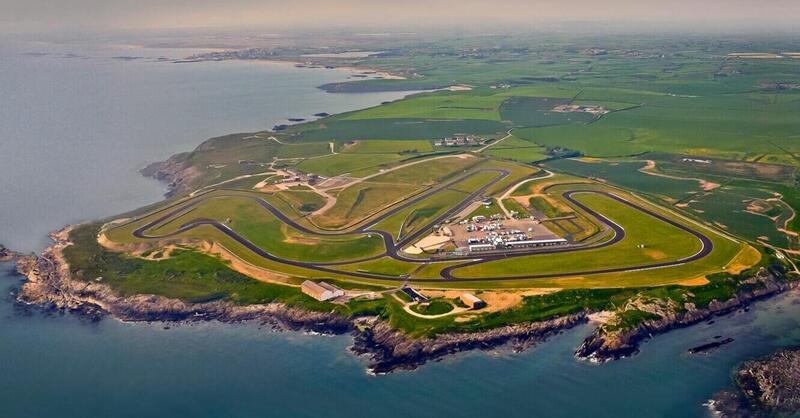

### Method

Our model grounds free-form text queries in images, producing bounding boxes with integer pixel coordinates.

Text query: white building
[505,238,568,248]
[468,243,495,252]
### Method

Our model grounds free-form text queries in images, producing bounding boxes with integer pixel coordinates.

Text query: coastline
[185,52,409,84]
[241,58,441,93]
[14,226,350,332]
[10,225,585,374]
[11,224,796,374]
[181,50,453,93]
[576,268,797,362]
[221,57,407,82]
[10,225,585,373]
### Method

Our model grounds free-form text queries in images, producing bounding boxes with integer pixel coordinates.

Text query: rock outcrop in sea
[0,244,17,262]
[709,348,800,417]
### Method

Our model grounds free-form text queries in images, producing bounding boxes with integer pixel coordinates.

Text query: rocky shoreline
[11,226,798,374]
[352,314,586,374]
[575,267,795,362]
[709,348,800,417]
[140,152,199,197]
[13,226,588,373]
[14,228,350,332]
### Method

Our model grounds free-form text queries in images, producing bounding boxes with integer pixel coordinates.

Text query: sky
[2,0,799,33]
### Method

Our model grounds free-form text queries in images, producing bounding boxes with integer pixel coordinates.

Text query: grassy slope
[343,92,507,121]
[483,136,550,163]
[310,155,481,229]
[296,153,407,177]
[311,182,421,229]
[370,171,500,238]
[341,139,433,154]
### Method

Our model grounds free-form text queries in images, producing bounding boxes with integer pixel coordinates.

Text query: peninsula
[17,34,800,373]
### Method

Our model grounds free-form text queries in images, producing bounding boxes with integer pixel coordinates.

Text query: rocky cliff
[15,228,350,333]
[140,152,200,197]
[15,226,590,374]
[576,269,795,362]
[352,314,586,374]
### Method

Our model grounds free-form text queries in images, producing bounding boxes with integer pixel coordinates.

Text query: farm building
[301,280,345,301]
[460,293,486,309]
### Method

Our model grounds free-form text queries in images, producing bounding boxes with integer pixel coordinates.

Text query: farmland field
[483,136,550,162]
[295,152,407,177]
[544,159,700,200]
[340,139,434,154]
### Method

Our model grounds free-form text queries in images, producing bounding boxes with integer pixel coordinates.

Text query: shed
[460,292,486,309]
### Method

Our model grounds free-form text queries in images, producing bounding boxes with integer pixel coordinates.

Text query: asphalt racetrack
[127,173,713,283]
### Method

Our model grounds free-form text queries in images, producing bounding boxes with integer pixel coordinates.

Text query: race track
[124,173,714,283]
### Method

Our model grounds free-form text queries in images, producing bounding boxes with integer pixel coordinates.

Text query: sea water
[2,39,800,418]
[0,40,406,253]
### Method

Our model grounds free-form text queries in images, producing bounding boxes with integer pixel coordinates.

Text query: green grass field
[500,96,594,127]
[411,300,454,315]
[344,92,506,121]
[340,139,434,154]
[685,187,792,246]
[545,159,701,201]
[483,136,550,163]
[516,97,800,161]
[311,182,421,229]
[371,186,476,238]
[528,196,571,218]
[295,153,407,177]
[289,118,508,142]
